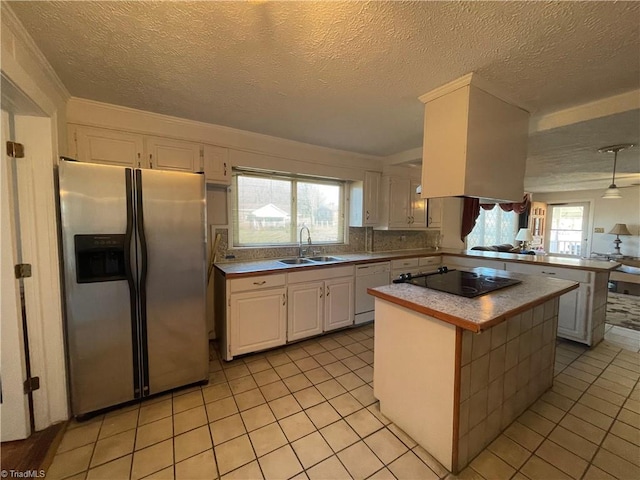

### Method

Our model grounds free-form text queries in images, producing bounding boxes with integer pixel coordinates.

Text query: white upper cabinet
[376,175,426,230]
[349,171,381,227]
[146,136,202,173]
[427,198,443,229]
[203,145,231,185]
[70,126,233,183]
[419,73,529,202]
[74,126,145,168]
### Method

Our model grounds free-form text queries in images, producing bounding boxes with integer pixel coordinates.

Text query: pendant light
[599,144,634,199]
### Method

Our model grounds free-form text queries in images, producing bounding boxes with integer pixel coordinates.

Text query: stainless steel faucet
[299,226,312,257]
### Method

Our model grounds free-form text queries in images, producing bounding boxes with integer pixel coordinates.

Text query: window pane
[296,181,342,243]
[235,175,292,245]
[548,205,584,256]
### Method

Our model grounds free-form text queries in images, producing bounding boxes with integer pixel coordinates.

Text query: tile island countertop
[214,248,619,278]
[368,267,579,332]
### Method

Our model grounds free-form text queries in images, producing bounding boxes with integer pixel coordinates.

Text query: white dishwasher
[355,262,391,325]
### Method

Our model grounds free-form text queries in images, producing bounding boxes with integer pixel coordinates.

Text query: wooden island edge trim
[451,327,463,474]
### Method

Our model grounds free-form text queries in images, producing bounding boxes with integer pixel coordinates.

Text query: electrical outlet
[594,227,605,233]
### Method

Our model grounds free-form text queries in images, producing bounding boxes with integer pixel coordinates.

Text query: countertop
[368,267,579,332]
[214,248,619,278]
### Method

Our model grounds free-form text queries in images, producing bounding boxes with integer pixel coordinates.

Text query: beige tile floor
[48,325,640,480]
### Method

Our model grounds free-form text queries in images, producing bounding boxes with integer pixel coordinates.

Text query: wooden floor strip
[1,422,66,473]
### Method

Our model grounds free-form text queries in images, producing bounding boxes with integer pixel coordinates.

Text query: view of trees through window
[234,172,344,246]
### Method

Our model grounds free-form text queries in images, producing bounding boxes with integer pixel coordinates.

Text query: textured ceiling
[7,1,640,191]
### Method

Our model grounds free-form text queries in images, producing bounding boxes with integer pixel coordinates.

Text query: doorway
[547,202,591,257]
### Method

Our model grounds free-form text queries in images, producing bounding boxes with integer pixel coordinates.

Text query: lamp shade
[602,186,623,199]
[515,228,534,242]
[609,223,632,236]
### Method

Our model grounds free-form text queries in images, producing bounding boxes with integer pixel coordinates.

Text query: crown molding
[418,72,529,112]
[1,3,70,102]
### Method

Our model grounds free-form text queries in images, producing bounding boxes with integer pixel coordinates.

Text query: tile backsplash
[212,227,441,263]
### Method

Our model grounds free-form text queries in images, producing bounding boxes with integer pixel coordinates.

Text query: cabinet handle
[282,293,286,305]
[320,290,323,298]
[253,280,266,285]
[366,210,370,220]
[149,154,153,169]
[541,271,556,275]
[137,152,141,168]
[224,162,227,176]
[326,286,330,296]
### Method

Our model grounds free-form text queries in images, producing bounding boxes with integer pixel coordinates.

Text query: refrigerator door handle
[124,169,142,399]
[135,169,150,395]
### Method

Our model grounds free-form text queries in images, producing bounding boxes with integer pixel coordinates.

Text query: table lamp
[608,223,631,256]
[515,228,534,251]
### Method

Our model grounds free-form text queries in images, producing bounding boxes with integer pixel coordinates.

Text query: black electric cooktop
[400,269,522,298]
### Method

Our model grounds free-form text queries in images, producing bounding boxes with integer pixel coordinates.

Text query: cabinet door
[204,145,231,185]
[324,277,354,331]
[557,283,588,342]
[288,282,324,342]
[75,126,144,167]
[230,287,286,356]
[388,177,411,228]
[410,179,426,227]
[364,171,381,226]
[427,198,443,228]
[146,137,202,172]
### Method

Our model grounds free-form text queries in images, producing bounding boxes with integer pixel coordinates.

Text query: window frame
[231,168,347,248]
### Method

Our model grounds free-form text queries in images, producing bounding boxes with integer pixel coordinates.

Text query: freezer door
[136,169,208,395]
[59,161,137,415]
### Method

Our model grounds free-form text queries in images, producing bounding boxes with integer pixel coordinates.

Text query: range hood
[418,73,529,203]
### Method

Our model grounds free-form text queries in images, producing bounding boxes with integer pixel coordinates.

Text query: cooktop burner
[399,269,521,298]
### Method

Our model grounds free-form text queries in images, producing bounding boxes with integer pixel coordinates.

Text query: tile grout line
[530,341,635,480]
[467,341,621,480]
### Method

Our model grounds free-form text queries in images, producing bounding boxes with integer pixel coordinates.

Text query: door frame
[1,109,31,440]
[0,74,69,431]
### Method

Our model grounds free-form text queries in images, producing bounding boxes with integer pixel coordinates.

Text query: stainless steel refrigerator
[58,160,208,416]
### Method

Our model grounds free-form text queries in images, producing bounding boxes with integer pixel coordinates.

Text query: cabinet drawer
[288,265,355,284]
[391,258,419,270]
[506,262,590,283]
[230,273,286,293]
[419,256,441,267]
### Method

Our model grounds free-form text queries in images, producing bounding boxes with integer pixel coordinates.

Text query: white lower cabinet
[229,287,287,356]
[324,277,355,331]
[287,265,355,340]
[226,273,287,357]
[287,281,324,342]
[287,276,355,340]
[557,283,588,341]
[505,262,593,344]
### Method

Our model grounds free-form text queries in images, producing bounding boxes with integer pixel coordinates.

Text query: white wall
[534,186,640,258]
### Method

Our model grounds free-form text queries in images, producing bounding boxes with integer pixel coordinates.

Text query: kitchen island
[368,268,578,473]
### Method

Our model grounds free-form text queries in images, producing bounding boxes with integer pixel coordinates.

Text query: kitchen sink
[308,256,342,262]
[278,258,313,265]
